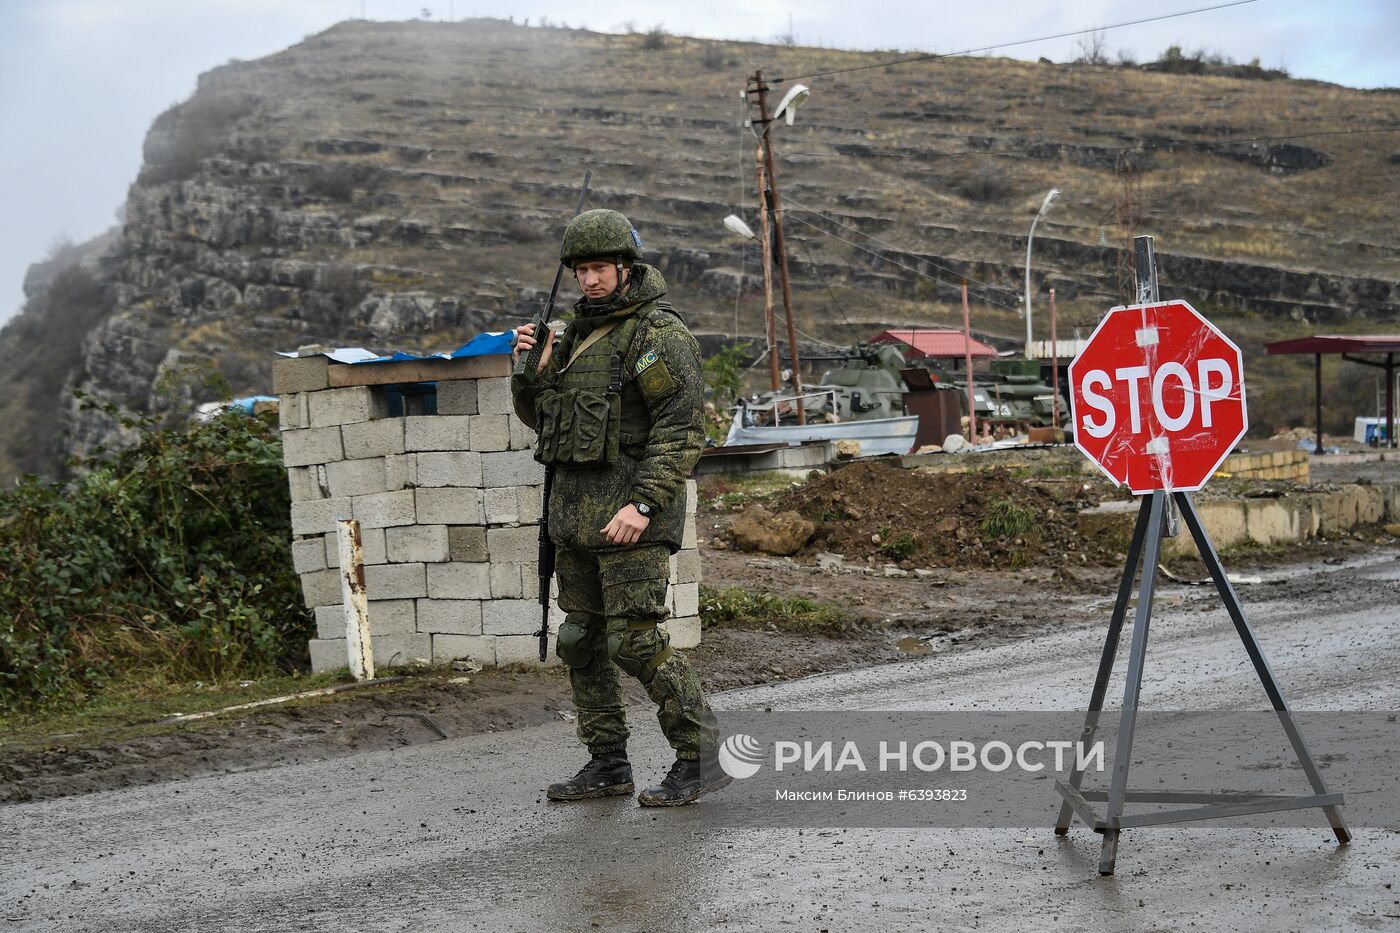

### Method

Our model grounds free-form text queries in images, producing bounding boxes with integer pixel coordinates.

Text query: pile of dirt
[769,460,1117,569]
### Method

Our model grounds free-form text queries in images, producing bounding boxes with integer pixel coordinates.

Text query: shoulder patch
[634,349,660,375]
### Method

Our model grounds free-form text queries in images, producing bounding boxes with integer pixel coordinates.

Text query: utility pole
[755,151,781,393]
[750,69,806,424]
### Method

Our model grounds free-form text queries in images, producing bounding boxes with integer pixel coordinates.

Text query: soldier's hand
[512,323,554,373]
[601,504,650,546]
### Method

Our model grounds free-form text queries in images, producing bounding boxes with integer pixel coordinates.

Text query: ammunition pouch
[534,387,621,467]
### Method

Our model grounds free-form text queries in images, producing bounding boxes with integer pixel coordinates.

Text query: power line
[781,191,1022,303]
[773,0,1259,82]
[785,212,1021,313]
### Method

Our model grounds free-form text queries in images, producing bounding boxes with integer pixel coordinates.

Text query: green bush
[978,499,1040,540]
[0,394,310,711]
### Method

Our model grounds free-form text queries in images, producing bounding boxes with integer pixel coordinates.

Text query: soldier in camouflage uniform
[511,208,729,806]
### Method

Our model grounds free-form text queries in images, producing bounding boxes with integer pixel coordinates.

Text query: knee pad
[555,618,596,669]
[608,623,673,682]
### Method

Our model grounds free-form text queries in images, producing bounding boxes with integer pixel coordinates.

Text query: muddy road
[4,550,1398,931]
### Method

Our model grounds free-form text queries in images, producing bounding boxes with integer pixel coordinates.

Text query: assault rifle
[527,171,591,662]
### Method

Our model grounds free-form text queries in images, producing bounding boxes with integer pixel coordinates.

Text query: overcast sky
[1,0,1397,325]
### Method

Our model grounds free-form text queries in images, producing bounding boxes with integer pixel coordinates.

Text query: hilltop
[2,18,1398,481]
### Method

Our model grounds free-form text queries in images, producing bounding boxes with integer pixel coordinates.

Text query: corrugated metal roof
[1266,335,1400,355]
[869,329,999,360]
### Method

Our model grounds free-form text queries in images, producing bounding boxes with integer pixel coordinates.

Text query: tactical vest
[533,305,665,467]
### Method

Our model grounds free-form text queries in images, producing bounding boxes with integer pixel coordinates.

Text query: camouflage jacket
[511,264,704,552]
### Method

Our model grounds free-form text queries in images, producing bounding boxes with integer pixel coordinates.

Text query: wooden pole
[1315,353,1324,455]
[1050,286,1060,428]
[753,69,805,424]
[1387,353,1395,448]
[755,149,780,394]
[961,280,977,442]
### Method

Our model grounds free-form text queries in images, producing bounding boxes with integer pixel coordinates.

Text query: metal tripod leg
[1098,491,1166,875]
[1173,492,1352,844]
[1056,494,1155,836]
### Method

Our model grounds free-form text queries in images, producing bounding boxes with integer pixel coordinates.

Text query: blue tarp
[277,332,516,366]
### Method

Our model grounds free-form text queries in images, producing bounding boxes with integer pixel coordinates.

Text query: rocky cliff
[3,18,1398,481]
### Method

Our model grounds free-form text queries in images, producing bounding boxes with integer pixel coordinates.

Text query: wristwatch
[630,501,654,518]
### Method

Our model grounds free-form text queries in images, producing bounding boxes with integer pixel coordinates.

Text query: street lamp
[746,71,812,422]
[1024,186,1061,357]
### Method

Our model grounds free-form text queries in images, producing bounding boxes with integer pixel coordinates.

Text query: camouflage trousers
[554,543,719,761]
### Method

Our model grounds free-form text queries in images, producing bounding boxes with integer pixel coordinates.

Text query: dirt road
[4,550,1398,931]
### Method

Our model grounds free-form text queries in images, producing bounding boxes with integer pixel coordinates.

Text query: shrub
[140,92,259,185]
[957,163,1012,203]
[979,499,1040,540]
[642,25,667,50]
[0,391,310,711]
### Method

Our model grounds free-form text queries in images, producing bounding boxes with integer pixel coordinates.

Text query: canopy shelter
[869,329,998,363]
[1265,335,1400,452]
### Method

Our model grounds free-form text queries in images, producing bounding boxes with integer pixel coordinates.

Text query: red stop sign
[1070,300,1248,493]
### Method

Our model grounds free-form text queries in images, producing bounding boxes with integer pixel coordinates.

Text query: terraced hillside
[2,18,1398,480]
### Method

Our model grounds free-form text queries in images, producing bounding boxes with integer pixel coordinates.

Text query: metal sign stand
[1054,237,1350,876]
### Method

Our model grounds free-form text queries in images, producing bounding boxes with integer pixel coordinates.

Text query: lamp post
[747,71,810,423]
[1024,187,1061,358]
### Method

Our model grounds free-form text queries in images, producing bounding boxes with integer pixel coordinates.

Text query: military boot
[637,755,732,807]
[546,751,634,801]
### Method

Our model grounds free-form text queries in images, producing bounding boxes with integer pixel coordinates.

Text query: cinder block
[371,632,431,669]
[469,415,511,452]
[309,638,348,672]
[509,417,537,452]
[417,487,483,525]
[315,604,344,639]
[432,633,495,664]
[365,562,427,599]
[279,392,310,430]
[416,451,482,487]
[480,450,545,487]
[386,524,451,563]
[483,599,538,635]
[490,562,523,598]
[324,526,388,566]
[384,453,417,490]
[353,489,417,528]
[300,568,342,609]
[672,581,700,618]
[447,525,488,562]
[287,465,326,502]
[518,485,543,524]
[1245,499,1298,546]
[1359,487,1385,524]
[664,615,701,650]
[417,599,483,635]
[282,426,344,467]
[483,486,520,524]
[487,525,536,562]
[308,386,380,427]
[290,497,353,536]
[342,419,404,459]
[427,561,491,599]
[327,457,390,498]
[292,537,327,574]
[476,376,514,414]
[670,548,702,585]
[436,379,478,416]
[405,415,473,452]
[681,513,698,549]
[495,634,561,668]
[273,355,330,394]
[366,598,416,635]
[685,479,698,514]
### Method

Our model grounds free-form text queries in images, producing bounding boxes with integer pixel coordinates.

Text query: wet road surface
[4,552,1398,931]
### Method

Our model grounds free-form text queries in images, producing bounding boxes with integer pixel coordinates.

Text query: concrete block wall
[275,355,703,672]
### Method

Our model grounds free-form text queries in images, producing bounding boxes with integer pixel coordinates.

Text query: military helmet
[560,209,642,267]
